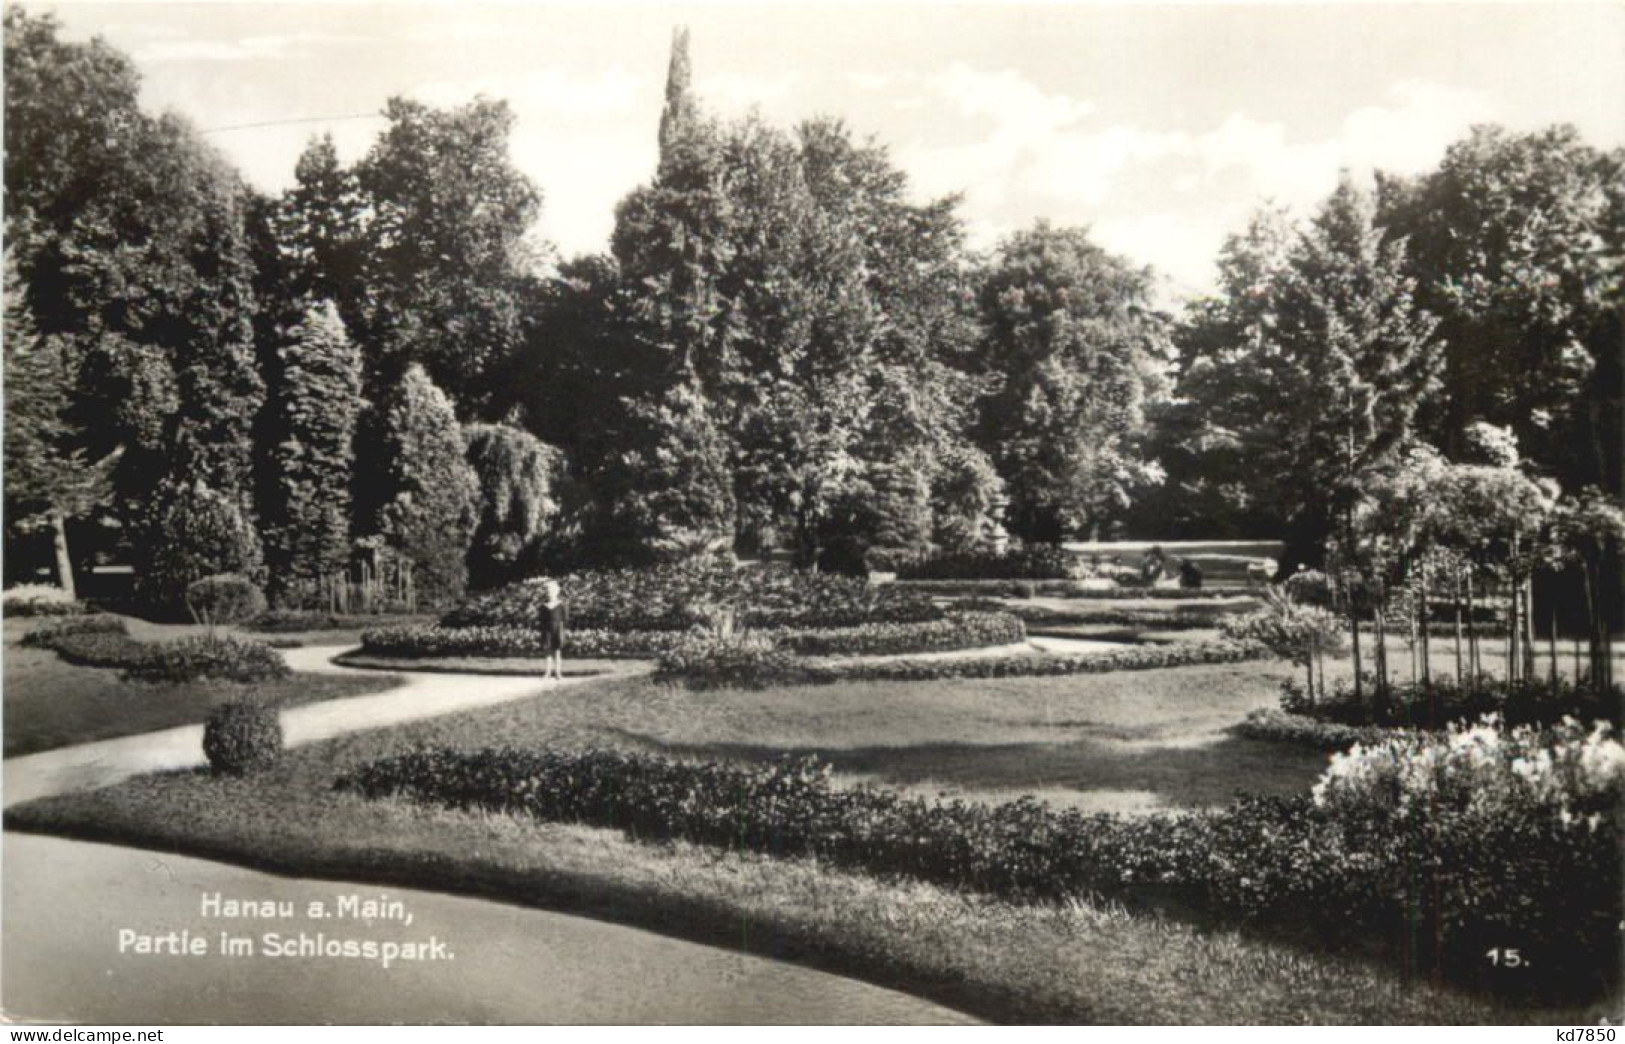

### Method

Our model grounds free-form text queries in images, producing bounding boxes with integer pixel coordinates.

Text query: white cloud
[929,63,1094,137]
[133,31,373,64]
[1092,212,1228,301]
[1193,80,1495,207]
[697,71,801,116]
[412,66,646,121]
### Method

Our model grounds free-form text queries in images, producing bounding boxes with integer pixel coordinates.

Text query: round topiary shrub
[185,573,267,628]
[203,697,284,776]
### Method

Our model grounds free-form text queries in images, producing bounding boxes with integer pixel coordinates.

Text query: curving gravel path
[3,647,626,809]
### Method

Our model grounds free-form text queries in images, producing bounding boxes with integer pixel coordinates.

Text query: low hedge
[341,721,1623,999]
[793,639,1271,684]
[895,580,1253,600]
[42,631,155,670]
[360,624,683,660]
[20,614,128,648]
[446,562,942,633]
[1233,709,1391,751]
[120,634,292,684]
[360,612,1027,663]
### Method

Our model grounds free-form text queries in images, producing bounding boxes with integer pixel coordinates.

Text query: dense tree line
[3,10,1619,613]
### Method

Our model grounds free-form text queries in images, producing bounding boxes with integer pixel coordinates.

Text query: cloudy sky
[40,1,1625,298]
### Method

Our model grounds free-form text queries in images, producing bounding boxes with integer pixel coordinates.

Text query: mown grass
[9,647,1612,1022]
[2,618,401,757]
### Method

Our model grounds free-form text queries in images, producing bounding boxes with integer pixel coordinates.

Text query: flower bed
[361,624,684,660]
[341,716,1623,997]
[120,634,292,684]
[361,612,1026,663]
[894,580,1251,600]
[445,561,942,633]
[20,614,128,647]
[28,623,291,683]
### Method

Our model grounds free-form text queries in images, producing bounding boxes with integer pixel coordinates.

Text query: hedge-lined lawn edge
[5,780,1527,1026]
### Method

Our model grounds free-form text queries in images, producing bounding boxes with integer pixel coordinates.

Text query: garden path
[3,647,632,809]
[2,832,976,1024]
[3,634,1130,809]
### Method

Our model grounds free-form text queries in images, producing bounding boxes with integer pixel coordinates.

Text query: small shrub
[185,574,267,629]
[203,697,284,776]
[2,584,87,617]
[122,635,291,684]
[20,614,127,648]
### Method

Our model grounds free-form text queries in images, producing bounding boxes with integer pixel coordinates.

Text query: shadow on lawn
[604,730,1333,812]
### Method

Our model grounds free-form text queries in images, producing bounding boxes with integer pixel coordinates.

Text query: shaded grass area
[9,770,1560,1025]
[2,619,402,757]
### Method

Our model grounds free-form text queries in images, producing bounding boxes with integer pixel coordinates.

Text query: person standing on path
[537,578,568,681]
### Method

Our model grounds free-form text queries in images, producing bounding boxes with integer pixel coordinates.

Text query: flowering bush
[1312,716,1624,824]
[445,561,941,632]
[121,635,292,684]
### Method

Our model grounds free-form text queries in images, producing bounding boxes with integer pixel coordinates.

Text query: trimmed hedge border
[339,740,1621,997]
[892,580,1257,600]
[359,612,1028,662]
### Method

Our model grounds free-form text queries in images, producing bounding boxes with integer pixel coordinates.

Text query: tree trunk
[1507,579,1518,684]
[1582,563,1599,691]
[1374,588,1390,717]
[1548,603,1559,691]
[1350,586,1365,706]
[1453,568,1464,688]
[1523,578,1537,681]
[50,511,76,601]
[1466,573,1479,682]
[1419,562,1431,688]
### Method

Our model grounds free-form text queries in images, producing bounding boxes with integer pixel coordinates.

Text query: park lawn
[2,618,403,757]
[12,661,1610,1022]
